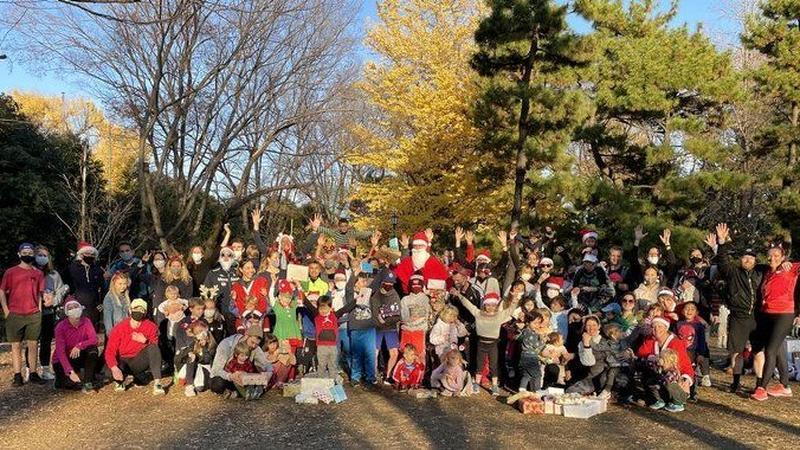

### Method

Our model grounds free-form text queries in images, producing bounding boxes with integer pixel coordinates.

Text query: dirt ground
[0,349,798,450]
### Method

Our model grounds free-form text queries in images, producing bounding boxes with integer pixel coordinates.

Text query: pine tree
[471,0,593,228]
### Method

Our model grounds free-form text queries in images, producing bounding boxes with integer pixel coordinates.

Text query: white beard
[411,249,429,270]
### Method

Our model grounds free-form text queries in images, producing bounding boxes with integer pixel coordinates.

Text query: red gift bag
[518,397,544,415]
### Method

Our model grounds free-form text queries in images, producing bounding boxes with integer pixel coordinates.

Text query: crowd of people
[2,211,799,413]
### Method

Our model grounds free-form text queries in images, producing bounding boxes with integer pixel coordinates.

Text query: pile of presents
[282,376,347,405]
[506,388,608,419]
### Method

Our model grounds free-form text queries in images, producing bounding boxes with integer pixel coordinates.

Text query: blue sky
[0,0,740,100]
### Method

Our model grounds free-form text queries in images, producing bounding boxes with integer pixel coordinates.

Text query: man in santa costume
[394,232,449,294]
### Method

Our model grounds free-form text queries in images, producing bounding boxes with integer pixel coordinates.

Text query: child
[224,341,261,400]
[177,320,216,396]
[452,289,513,396]
[392,343,425,391]
[202,298,226,344]
[264,334,296,388]
[236,296,269,335]
[400,275,432,363]
[652,348,691,412]
[540,331,572,388]
[428,305,468,360]
[373,272,402,383]
[517,311,546,392]
[431,349,469,396]
[297,290,321,375]
[676,301,711,393]
[301,275,357,380]
[156,285,189,370]
[272,279,303,354]
[175,297,205,351]
[347,271,378,386]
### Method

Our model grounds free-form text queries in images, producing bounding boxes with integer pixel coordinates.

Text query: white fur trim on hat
[581,231,598,243]
[652,317,670,329]
[427,279,446,290]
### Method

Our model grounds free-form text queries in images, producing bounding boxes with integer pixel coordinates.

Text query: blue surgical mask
[120,251,133,262]
[35,255,49,266]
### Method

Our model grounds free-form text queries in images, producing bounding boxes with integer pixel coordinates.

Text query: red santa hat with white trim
[412,231,430,248]
[545,276,565,291]
[580,229,599,244]
[76,241,98,257]
[475,249,492,264]
[482,291,501,306]
[427,278,446,291]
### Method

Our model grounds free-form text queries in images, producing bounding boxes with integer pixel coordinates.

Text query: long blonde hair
[163,256,191,283]
[109,272,131,308]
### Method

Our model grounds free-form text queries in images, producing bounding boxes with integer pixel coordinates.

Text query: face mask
[546,289,559,299]
[335,281,346,290]
[153,260,165,270]
[520,273,532,282]
[307,295,320,303]
[203,309,216,319]
[690,256,702,265]
[120,252,133,262]
[191,253,203,264]
[647,256,659,265]
[219,260,233,271]
[233,250,243,260]
[130,311,146,322]
[410,285,424,294]
[171,267,182,276]
[82,256,96,265]
[19,255,35,264]
[35,255,49,266]
[66,308,82,319]
[645,277,659,286]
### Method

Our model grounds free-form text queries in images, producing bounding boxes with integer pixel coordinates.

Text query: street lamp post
[390,212,398,239]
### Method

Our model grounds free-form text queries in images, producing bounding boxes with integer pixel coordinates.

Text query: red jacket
[232,277,270,315]
[637,333,695,381]
[394,255,450,294]
[392,359,425,389]
[761,262,800,314]
[104,318,159,368]
[315,312,339,346]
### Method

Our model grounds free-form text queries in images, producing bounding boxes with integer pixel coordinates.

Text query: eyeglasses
[540,264,553,268]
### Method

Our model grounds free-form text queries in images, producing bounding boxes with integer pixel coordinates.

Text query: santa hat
[333,269,347,281]
[278,279,294,294]
[580,229,598,244]
[539,257,554,267]
[411,231,429,247]
[427,278,446,291]
[545,276,565,291]
[219,246,234,257]
[76,241,98,256]
[475,250,492,264]
[658,288,675,299]
[652,317,670,329]
[482,292,500,306]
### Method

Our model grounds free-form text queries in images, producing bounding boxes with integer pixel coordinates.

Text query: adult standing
[204,246,240,336]
[53,300,99,393]
[707,224,766,393]
[34,245,68,380]
[187,245,214,297]
[104,298,165,395]
[106,242,147,299]
[1,243,48,386]
[209,325,271,397]
[66,241,105,326]
[751,243,800,401]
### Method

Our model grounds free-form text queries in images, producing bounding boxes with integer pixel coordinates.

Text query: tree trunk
[511,32,538,229]
[785,101,799,189]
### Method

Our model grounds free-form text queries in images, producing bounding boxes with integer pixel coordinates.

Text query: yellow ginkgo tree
[348,0,510,234]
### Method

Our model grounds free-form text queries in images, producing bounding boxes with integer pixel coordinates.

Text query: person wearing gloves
[53,300,99,393]
[104,298,165,395]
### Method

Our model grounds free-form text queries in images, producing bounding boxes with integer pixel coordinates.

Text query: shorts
[376,329,400,350]
[727,314,757,354]
[5,312,42,343]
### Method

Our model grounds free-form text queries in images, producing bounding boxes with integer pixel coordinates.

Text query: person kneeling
[53,300,99,394]
[104,298,165,395]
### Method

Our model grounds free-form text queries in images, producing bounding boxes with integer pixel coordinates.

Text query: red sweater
[232,277,270,315]
[315,312,339,346]
[637,333,695,381]
[104,318,159,368]
[761,262,800,314]
[392,359,425,389]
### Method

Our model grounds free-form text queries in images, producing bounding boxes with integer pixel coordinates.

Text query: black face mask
[20,255,35,264]
[690,256,703,265]
[83,256,96,265]
[130,311,146,322]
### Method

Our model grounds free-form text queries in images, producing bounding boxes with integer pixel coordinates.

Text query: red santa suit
[637,331,695,381]
[394,232,450,294]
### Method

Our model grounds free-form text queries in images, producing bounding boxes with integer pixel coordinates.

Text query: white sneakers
[40,366,55,381]
[701,375,712,387]
[184,385,196,397]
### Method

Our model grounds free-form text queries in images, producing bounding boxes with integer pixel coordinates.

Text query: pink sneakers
[766,384,793,397]
[750,387,768,401]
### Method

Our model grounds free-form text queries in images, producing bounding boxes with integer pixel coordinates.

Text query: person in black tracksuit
[713,239,768,393]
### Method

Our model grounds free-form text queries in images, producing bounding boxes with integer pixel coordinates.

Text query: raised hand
[309,213,322,232]
[704,233,717,250]
[659,229,671,247]
[509,228,518,241]
[425,228,434,243]
[251,208,262,231]
[455,227,465,247]
[465,230,474,246]
[142,251,151,263]
[497,230,508,249]
[223,223,231,234]
[400,233,410,249]
[634,224,647,245]
[716,223,730,244]
[370,230,381,248]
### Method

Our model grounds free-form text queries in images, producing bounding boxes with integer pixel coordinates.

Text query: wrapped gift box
[240,373,270,386]
[519,397,544,415]
[563,400,603,419]
[295,393,319,404]
[301,377,335,393]
[330,384,347,403]
[282,381,301,397]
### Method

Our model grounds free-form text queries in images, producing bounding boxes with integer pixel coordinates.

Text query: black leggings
[477,339,498,379]
[39,312,56,366]
[54,346,99,387]
[757,313,795,388]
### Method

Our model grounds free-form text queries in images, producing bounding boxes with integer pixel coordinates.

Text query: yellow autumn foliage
[12,91,138,194]
[348,0,510,233]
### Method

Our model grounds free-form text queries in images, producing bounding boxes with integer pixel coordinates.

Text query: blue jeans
[349,328,376,384]
[519,354,542,391]
[338,324,350,373]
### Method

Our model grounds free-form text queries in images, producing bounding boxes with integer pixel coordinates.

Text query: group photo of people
[4,212,799,414]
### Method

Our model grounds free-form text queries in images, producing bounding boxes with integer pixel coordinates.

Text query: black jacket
[715,243,767,318]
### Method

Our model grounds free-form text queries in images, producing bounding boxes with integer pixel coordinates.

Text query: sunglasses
[540,264,553,268]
